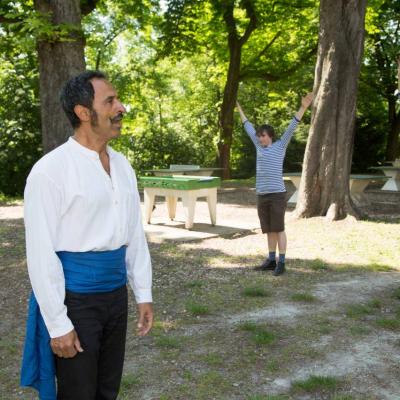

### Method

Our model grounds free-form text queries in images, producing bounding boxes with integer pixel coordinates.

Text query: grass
[154,335,182,348]
[238,321,276,345]
[242,286,270,297]
[186,279,205,288]
[393,287,400,300]
[185,301,210,316]
[345,303,374,319]
[308,258,329,271]
[367,298,383,309]
[201,353,224,366]
[290,292,317,302]
[291,375,340,392]
[376,318,400,330]
[248,396,289,400]
[348,325,371,336]
[2,184,400,399]
[119,373,141,398]
[0,193,21,205]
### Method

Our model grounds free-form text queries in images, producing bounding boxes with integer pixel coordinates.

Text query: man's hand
[50,329,83,358]
[137,302,153,337]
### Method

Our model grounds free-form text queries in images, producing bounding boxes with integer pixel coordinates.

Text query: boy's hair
[59,70,107,128]
[256,124,275,139]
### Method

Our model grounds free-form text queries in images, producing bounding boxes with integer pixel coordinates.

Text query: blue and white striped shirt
[244,117,299,194]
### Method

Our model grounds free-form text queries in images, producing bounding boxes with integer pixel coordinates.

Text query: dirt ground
[1,185,400,400]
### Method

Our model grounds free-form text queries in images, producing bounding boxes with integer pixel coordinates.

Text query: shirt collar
[67,137,116,160]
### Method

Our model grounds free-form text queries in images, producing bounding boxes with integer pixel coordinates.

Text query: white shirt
[24,137,152,338]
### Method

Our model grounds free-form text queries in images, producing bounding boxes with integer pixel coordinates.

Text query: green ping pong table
[139,175,221,229]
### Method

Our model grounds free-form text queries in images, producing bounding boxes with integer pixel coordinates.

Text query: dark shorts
[257,192,287,233]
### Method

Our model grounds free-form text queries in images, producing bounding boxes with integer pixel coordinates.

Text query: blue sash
[20,246,127,399]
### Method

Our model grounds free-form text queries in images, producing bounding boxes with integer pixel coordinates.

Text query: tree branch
[222,1,239,43]
[272,0,314,11]
[246,30,281,66]
[238,0,257,46]
[240,44,317,81]
[81,0,99,16]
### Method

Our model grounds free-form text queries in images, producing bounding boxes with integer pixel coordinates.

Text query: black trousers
[56,285,128,400]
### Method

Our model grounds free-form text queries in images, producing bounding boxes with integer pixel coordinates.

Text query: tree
[35,0,90,153]
[295,0,368,220]
[362,0,400,161]
[162,0,318,178]
[1,1,98,153]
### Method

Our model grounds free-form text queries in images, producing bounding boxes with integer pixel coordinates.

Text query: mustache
[110,113,124,123]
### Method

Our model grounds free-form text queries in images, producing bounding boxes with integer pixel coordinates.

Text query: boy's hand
[301,92,314,109]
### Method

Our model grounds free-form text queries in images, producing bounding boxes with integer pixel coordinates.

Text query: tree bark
[35,0,86,153]
[217,0,256,179]
[295,0,367,221]
[218,41,241,179]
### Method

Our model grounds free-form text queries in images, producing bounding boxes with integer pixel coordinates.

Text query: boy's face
[257,132,272,147]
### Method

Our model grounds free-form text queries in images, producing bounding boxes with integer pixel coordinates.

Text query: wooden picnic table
[283,173,388,204]
[139,175,221,229]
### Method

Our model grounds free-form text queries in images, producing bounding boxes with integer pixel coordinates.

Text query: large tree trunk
[295,0,367,221]
[35,0,86,153]
[218,42,241,180]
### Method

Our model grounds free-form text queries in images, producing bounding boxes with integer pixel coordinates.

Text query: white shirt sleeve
[126,168,153,303]
[24,172,74,338]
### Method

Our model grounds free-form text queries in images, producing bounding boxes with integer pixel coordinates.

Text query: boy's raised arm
[295,92,314,122]
[280,92,314,149]
[236,101,248,123]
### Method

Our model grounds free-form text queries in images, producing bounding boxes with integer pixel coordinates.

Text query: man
[236,93,313,276]
[21,70,153,399]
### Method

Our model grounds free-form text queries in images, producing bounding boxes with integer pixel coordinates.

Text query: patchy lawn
[1,187,400,399]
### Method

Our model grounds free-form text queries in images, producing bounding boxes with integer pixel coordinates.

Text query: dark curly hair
[59,70,107,128]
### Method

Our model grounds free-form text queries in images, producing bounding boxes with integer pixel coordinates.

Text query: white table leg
[206,188,217,225]
[288,176,301,204]
[144,189,155,224]
[166,196,177,220]
[181,192,196,229]
[381,171,400,191]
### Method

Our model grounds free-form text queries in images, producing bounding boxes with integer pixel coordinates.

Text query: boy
[236,92,313,275]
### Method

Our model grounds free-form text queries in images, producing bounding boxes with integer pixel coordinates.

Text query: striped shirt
[244,117,299,194]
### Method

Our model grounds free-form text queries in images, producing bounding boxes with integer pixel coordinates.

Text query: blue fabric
[21,246,127,399]
[268,251,276,261]
[279,253,286,263]
[20,293,56,400]
[57,246,127,293]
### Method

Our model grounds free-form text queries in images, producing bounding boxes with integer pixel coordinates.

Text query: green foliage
[0,0,397,195]
[0,47,41,195]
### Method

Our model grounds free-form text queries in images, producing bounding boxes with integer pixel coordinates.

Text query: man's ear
[74,105,91,123]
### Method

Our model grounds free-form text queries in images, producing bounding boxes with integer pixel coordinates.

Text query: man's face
[89,79,126,140]
[257,132,272,147]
